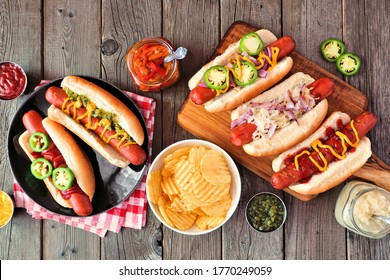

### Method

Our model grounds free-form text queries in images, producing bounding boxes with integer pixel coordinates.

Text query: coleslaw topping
[232,82,316,140]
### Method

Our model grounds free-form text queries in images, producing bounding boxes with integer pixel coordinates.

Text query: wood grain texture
[100,0,162,260]
[343,0,390,260]
[162,0,221,260]
[42,0,101,259]
[0,0,42,260]
[102,210,162,260]
[282,0,346,260]
[43,0,101,79]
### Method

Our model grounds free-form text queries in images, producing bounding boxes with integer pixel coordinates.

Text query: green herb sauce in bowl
[245,192,286,232]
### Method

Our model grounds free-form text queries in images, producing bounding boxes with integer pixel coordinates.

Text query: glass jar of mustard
[126,37,180,92]
[334,181,390,239]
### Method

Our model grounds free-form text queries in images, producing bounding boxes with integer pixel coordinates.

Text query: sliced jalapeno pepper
[29,132,50,152]
[239,32,264,56]
[52,167,75,191]
[233,61,258,87]
[30,158,53,180]
[203,66,229,90]
[336,53,361,76]
[320,38,346,62]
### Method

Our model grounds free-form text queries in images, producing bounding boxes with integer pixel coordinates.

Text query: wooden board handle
[352,153,390,192]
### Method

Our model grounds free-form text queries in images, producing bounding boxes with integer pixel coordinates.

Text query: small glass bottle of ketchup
[126,37,180,92]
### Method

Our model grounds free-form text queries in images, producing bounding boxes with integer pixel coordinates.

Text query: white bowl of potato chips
[146,139,241,235]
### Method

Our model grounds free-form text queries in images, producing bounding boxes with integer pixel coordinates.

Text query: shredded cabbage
[236,81,316,140]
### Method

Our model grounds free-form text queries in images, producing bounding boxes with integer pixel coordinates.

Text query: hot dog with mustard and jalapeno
[189,30,296,113]
[20,110,95,216]
[45,76,147,168]
[229,72,335,157]
[271,111,377,195]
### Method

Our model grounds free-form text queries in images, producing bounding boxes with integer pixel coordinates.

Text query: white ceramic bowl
[147,139,241,235]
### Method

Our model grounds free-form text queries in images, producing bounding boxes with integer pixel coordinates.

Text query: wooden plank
[282,0,346,260]
[221,0,284,260]
[344,0,390,260]
[42,0,101,259]
[100,0,162,260]
[102,210,162,259]
[0,0,42,260]
[162,0,221,260]
[43,0,101,79]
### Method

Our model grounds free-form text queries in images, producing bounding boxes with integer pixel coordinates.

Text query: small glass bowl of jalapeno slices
[245,192,287,233]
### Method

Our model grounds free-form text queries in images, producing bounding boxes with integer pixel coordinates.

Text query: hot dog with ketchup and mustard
[189,30,296,113]
[271,111,377,195]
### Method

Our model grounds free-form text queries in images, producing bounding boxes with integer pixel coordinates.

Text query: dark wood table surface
[1,0,389,260]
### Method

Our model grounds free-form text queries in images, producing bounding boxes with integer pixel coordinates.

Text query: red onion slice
[249,56,261,66]
[258,69,268,78]
[267,123,277,139]
[299,96,311,111]
[231,109,253,129]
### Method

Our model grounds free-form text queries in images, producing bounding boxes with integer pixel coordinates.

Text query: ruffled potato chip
[200,195,232,216]
[146,170,162,204]
[189,146,207,171]
[195,215,226,230]
[200,149,231,185]
[157,196,174,227]
[165,208,197,230]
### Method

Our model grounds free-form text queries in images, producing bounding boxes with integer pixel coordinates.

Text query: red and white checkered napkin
[13,82,156,237]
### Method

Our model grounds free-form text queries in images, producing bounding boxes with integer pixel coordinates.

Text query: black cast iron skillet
[7,76,149,217]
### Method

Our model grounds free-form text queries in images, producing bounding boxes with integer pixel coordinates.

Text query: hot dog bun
[61,76,144,146]
[188,29,294,113]
[231,72,328,157]
[272,111,372,195]
[47,105,129,168]
[18,118,95,208]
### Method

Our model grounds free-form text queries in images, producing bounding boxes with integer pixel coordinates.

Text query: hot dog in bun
[230,72,335,157]
[271,111,377,195]
[19,110,95,216]
[189,29,296,113]
[45,76,147,168]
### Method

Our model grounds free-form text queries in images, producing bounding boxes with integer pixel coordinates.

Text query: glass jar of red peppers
[0,62,27,100]
[126,37,180,92]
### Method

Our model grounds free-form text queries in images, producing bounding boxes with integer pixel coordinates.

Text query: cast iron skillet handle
[352,153,390,192]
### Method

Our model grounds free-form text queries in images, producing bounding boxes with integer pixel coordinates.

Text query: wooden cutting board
[177,21,390,201]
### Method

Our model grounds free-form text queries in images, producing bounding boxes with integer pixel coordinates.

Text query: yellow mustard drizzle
[255,47,280,71]
[293,120,360,172]
[61,98,136,148]
[106,130,130,148]
[62,97,82,118]
[99,118,111,139]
